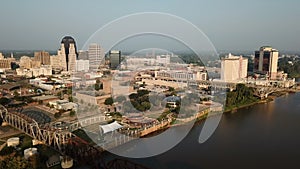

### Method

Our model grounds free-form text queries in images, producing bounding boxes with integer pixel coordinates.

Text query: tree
[94,83,103,91]
[70,110,76,117]
[115,95,126,103]
[13,90,19,97]
[54,112,62,119]
[0,156,33,169]
[141,102,151,111]
[137,90,149,97]
[104,97,114,106]
[0,97,11,105]
[168,87,175,92]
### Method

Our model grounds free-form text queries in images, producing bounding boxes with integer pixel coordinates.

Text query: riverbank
[143,89,300,138]
[224,88,300,114]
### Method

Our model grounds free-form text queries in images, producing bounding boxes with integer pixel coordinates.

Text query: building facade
[88,43,104,70]
[221,53,248,82]
[20,56,41,69]
[34,51,50,65]
[76,60,89,72]
[61,36,78,71]
[109,50,121,70]
[254,46,279,79]
[0,56,15,69]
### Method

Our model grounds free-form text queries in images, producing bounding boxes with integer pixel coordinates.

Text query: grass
[224,99,261,113]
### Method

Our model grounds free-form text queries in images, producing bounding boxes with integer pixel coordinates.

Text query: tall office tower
[34,51,50,65]
[78,50,89,60]
[88,43,104,70]
[221,53,248,82]
[61,36,78,71]
[50,55,61,70]
[254,46,279,79]
[68,43,77,72]
[58,44,68,71]
[109,50,121,70]
[0,53,4,59]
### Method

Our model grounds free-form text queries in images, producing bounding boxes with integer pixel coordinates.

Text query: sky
[0,0,300,52]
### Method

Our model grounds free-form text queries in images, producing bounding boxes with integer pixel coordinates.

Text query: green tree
[0,156,33,169]
[54,112,62,119]
[137,90,149,97]
[70,110,76,117]
[0,97,11,105]
[141,102,151,111]
[104,97,114,106]
[13,90,19,97]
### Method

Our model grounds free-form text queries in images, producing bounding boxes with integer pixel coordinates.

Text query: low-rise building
[7,137,20,147]
[49,100,78,111]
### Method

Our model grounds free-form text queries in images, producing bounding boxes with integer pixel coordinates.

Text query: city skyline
[0,0,300,52]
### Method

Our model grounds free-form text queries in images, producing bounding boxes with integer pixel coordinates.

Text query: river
[105,90,300,168]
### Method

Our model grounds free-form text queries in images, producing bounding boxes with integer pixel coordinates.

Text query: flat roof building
[254,46,279,80]
[221,53,248,82]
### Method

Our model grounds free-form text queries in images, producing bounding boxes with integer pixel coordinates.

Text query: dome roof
[61,36,76,44]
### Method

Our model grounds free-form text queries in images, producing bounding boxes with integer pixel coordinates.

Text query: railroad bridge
[0,105,150,169]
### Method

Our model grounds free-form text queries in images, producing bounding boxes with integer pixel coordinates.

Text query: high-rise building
[68,43,77,72]
[61,36,78,71]
[0,54,15,69]
[50,55,61,70]
[76,60,89,72]
[78,50,89,60]
[109,50,121,70]
[58,44,67,71]
[221,53,248,82]
[254,46,279,79]
[34,51,50,65]
[88,43,104,70]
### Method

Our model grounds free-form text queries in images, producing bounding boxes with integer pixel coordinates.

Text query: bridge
[246,84,288,99]
[0,105,150,169]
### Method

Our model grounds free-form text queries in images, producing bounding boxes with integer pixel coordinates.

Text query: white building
[156,70,207,81]
[30,78,54,90]
[49,100,77,110]
[7,137,20,147]
[19,56,32,69]
[156,55,171,65]
[88,43,104,70]
[24,148,38,160]
[76,60,89,72]
[221,53,248,82]
[32,65,52,77]
[68,43,77,72]
[16,65,52,77]
[50,47,68,71]
[125,54,171,70]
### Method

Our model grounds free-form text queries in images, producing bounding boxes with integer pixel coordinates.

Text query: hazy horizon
[1,0,300,52]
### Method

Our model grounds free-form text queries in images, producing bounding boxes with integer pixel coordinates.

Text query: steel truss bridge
[0,105,150,169]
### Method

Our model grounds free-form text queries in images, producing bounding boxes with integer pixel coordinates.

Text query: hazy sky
[0,0,300,52]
